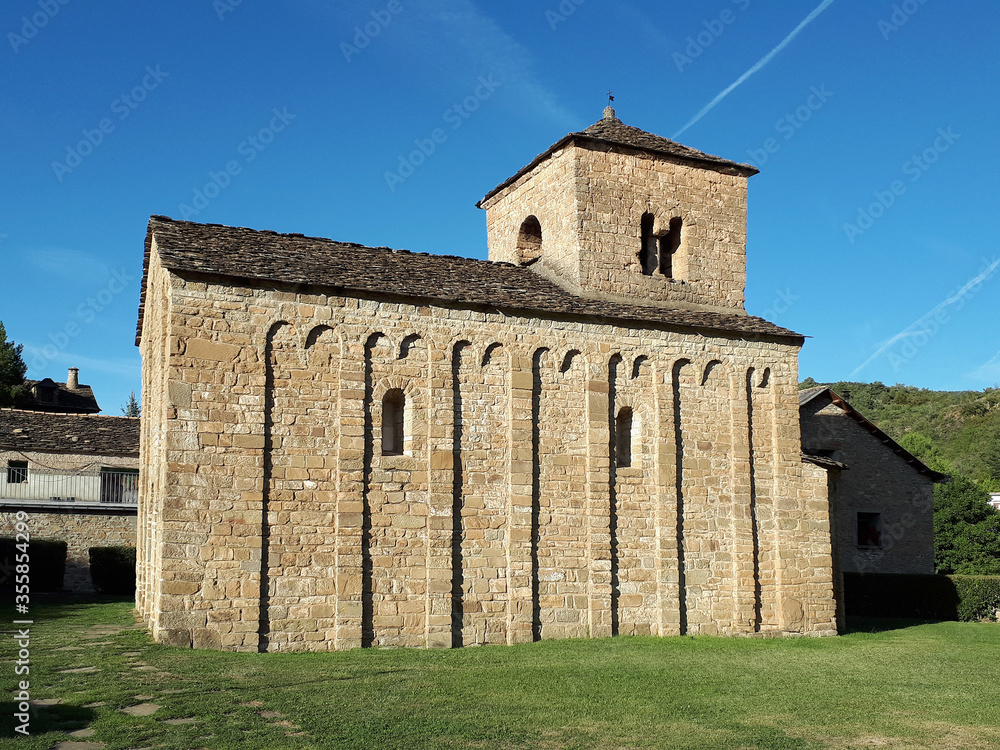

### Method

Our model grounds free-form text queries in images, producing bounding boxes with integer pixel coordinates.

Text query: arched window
[639,212,657,275]
[659,217,683,278]
[615,407,633,468]
[382,389,405,456]
[516,216,543,265]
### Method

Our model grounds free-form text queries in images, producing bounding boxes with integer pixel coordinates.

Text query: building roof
[801,453,848,471]
[137,215,802,346]
[798,386,949,483]
[478,112,759,207]
[24,378,100,414]
[0,409,139,457]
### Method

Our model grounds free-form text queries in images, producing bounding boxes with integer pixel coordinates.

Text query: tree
[121,390,141,418]
[0,321,31,408]
[933,475,1000,575]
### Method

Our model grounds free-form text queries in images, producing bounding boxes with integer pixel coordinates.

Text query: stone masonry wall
[482,143,748,314]
[137,263,838,652]
[0,507,136,591]
[800,399,935,575]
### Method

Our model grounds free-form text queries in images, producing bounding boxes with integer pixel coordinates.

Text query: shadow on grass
[842,616,946,634]
[0,702,96,738]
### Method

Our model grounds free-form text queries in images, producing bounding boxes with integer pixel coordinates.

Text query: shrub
[0,537,67,592]
[844,573,958,620]
[89,545,136,595]
[951,576,1000,622]
[844,572,1000,622]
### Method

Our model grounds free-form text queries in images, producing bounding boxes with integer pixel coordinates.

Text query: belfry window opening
[659,217,682,278]
[516,215,543,265]
[640,213,657,275]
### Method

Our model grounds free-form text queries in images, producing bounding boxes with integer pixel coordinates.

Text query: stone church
[135,108,839,652]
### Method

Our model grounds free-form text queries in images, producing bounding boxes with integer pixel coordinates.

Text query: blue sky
[1,0,998,412]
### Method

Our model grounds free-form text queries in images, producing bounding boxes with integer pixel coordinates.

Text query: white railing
[0,467,139,504]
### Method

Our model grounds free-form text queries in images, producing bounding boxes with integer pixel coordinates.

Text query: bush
[951,576,1000,622]
[844,573,958,620]
[89,545,136,595]
[0,537,67,592]
[844,573,1000,622]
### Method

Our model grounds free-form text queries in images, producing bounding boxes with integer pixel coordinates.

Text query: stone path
[42,625,311,748]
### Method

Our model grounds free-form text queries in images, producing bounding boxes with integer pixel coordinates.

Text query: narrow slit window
[659,217,682,278]
[382,389,405,456]
[615,407,633,468]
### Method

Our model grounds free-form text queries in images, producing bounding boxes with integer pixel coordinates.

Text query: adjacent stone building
[136,109,840,652]
[799,386,946,578]
[0,408,139,590]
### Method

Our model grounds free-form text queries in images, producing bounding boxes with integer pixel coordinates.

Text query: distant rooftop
[24,367,100,414]
[0,409,138,457]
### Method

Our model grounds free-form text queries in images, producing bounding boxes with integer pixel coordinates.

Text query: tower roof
[478,112,758,208]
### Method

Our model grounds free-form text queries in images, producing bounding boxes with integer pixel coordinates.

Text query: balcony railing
[0,467,139,504]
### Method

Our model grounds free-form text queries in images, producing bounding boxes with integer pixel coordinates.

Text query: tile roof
[798,387,948,483]
[478,113,758,207]
[137,216,802,345]
[0,409,139,457]
[24,378,100,414]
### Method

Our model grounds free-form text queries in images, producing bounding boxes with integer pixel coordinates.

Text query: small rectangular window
[857,512,881,548]
[6,461,28,484]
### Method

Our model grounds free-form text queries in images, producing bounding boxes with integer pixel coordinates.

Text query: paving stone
[121,703,160,717]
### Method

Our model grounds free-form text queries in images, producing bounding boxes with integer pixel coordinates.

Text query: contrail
[851,257,1000,376]
[672,0,837,140]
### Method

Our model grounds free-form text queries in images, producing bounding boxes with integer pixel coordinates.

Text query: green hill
[798,379,1000,490]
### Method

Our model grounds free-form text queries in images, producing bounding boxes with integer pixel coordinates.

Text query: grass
[2,600,1000,749]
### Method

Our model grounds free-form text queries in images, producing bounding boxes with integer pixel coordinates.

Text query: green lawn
[2,600,1000,749]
